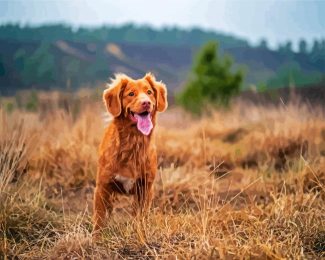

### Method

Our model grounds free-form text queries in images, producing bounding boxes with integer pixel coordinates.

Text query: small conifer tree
[177,41,242,114]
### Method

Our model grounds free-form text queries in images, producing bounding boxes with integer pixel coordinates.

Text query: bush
[176,41,243,114]
[26,90,39,112]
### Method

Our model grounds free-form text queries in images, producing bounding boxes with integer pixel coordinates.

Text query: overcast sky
[1,0,324,49]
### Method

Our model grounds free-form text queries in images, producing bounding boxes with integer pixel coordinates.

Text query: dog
[93,73,168,233]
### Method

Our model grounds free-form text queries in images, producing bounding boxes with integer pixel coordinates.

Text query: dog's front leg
[93,174,114,234]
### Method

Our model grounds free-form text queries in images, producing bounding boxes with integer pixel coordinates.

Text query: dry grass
[0,97,324,259]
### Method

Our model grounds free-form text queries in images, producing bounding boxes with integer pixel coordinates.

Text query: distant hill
[0,24,324,95]
[0,24,250,48]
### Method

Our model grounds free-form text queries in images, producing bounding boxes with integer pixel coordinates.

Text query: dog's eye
[128,92,134,97]
[147,90,152,95]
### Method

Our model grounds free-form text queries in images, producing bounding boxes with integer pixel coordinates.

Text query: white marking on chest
[114,175,135,193]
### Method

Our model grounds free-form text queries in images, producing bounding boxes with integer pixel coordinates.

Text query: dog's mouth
[129,110,153,135]
[130,111,149,119]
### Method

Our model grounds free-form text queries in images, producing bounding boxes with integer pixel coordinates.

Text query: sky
[0,0,324,49]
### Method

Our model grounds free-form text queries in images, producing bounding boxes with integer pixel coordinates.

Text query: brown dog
[93,73,168,233]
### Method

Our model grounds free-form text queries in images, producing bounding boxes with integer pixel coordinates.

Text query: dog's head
[103,73,168,135]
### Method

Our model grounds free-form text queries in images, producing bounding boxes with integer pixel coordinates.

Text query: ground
[0,96,324,259]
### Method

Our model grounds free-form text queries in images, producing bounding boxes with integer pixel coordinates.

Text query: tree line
[0,24,324,95]
[0,24,249,48]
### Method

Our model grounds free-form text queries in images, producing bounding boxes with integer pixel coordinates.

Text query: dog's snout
[138,93,152,110]
[142,100,151,109]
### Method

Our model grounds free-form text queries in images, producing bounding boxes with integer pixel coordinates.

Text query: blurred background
[0,0,324,112]
[1,2,325,258]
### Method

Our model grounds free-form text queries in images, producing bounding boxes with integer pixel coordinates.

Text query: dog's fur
[93,73,167,232]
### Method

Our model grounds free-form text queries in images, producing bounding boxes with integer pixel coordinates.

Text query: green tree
[176,41,243,114]
[21,42,56,86]
[298,39,307,55]
[65,57,81,87]
[311,40,320,55]
[284,41,293,53]
[258,38,268,49]
[25,90,39,111]
[0,54,5,76]
[85,47,110,82]
[278,41,293,57]
[267,62,322,88]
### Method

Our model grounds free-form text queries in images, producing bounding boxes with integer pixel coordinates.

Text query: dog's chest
[117,134,151,173]
[111,132,154,193]
[114,174,135,193]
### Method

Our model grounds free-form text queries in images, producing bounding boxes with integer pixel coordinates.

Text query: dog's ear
[145,73,168,112]
[103,74,129,117]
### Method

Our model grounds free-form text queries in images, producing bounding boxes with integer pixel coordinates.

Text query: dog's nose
[142,101,151,108]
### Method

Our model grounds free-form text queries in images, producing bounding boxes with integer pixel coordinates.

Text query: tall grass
[0,98,324,259]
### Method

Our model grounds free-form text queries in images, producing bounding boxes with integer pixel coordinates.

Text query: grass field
[0,95,324,259]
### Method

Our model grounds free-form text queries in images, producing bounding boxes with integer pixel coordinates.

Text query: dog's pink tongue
[134,114,153,135]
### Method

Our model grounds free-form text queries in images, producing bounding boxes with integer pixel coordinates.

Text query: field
[0,93,324,259]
